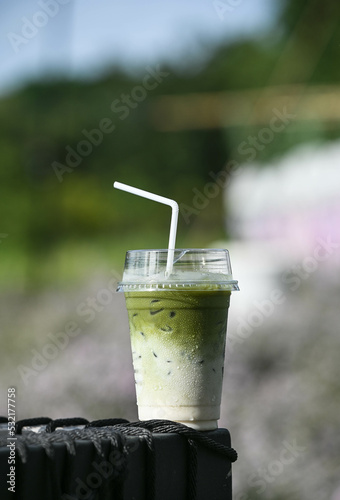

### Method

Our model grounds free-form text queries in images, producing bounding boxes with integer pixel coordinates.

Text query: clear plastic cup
[117,249,239,430]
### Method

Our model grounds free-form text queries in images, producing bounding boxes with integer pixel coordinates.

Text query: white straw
[113,181,179,276]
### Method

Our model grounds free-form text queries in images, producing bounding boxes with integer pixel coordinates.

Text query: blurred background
[1,0,340,498]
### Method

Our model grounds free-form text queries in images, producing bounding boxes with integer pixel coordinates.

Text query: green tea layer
[125,290,230,420]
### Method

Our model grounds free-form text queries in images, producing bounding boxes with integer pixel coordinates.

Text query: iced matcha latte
[118,249,238,430]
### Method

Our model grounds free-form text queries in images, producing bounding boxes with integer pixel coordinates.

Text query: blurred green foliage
[1,0,340,291]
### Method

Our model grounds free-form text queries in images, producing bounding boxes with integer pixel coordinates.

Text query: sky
[0,0,279,96]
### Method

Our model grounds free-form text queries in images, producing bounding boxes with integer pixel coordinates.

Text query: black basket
[0,417,237,500]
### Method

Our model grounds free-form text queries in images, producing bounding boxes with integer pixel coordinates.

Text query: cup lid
[117,249,239,292]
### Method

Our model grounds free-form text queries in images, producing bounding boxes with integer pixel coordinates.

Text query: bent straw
[113,181,179,276]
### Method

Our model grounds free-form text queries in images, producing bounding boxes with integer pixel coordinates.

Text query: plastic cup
[117,249,239,430]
